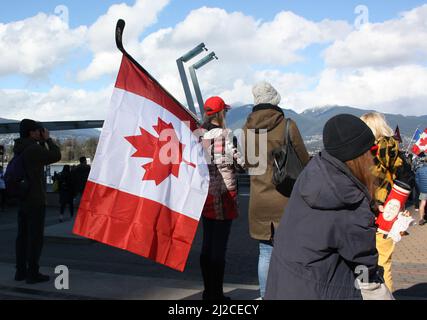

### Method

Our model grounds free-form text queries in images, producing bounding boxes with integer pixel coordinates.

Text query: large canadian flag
[73,54,209,272]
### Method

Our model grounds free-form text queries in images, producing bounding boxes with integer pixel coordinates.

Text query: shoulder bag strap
[285,118,292,146]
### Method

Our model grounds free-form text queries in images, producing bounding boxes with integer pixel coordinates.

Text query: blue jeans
[258,241,273,298]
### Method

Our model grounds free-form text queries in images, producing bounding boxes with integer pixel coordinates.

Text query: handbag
[272,118,304,197]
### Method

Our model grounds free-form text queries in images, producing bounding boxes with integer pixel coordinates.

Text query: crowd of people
[3,82,426,299]
[198,81,426,300]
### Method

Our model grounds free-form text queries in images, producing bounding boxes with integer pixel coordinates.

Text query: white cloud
[219,71,313,106]
[77,0,170,81]
[286,65,427,116]
[324,4,427,69]
[0,86,112,121]
[0,13,86,77]
[76,6,352,88]
[130,7,351,109]
[3,2,427,121]
[161,8,351,65]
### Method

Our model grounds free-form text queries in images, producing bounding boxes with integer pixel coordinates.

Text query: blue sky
[2,0,426,25]
[0,0,422,85]
[1,0,427,120]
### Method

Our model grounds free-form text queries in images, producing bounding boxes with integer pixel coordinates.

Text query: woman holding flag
[199,96,245,301]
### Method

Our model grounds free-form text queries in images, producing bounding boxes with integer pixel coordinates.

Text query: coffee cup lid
[393,180,411,191]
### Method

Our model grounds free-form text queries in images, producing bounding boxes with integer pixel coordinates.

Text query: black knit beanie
[19,119,43,138]
[323,114,375,162]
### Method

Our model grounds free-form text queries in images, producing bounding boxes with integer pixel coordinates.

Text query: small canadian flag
[73,50,209,271]
[412,128,427,156]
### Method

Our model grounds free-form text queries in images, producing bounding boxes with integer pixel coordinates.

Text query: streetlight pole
[189,52,218,117]
[176,43,208,115]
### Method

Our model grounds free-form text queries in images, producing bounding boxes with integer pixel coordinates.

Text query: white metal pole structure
[176,43,208,115]
[189,52,218,117]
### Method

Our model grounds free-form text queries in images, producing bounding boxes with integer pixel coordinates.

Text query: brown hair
[345,150,377,200]
[203,110,226,128]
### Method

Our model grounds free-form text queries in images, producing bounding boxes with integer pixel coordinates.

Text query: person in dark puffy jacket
[265,114,393,300]
[199,96,245,301]
[415,154,427,225]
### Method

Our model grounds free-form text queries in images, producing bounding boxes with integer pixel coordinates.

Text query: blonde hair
[360,112,394,140]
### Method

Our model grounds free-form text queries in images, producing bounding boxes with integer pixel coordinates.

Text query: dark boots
[200,255,231,301]
[26,273,50,284]
[15,267,50,284]
[14,269,26,281]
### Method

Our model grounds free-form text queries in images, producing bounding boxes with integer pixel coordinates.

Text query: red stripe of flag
[412,144,421,156]
[115,55,198,131]
[73,181,199,272]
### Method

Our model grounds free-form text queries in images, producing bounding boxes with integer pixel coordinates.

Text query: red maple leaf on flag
[125,118,196,185]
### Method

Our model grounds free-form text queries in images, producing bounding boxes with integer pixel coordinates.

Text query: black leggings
[201,216,232,263]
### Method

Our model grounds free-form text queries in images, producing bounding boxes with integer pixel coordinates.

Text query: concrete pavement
[0,262,259,300]
[0,189,425,300]
[0,188,260,300]
[391,211,427,300]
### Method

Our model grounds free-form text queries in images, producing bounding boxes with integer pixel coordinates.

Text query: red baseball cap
[203,96,230,116]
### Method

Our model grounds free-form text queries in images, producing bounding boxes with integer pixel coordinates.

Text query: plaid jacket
[372,136,403,203]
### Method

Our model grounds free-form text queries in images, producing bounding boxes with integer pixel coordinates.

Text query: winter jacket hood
[245,104,284,132]
[298,151,368,211]
[13,138,37,155]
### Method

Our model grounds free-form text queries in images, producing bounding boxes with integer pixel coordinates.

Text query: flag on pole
[413,128,422,143]
[73,20,209,272]
[393,125,402,143]
[412,128,427,156]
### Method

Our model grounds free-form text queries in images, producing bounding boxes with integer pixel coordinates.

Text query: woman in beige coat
[242,81,309,298]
